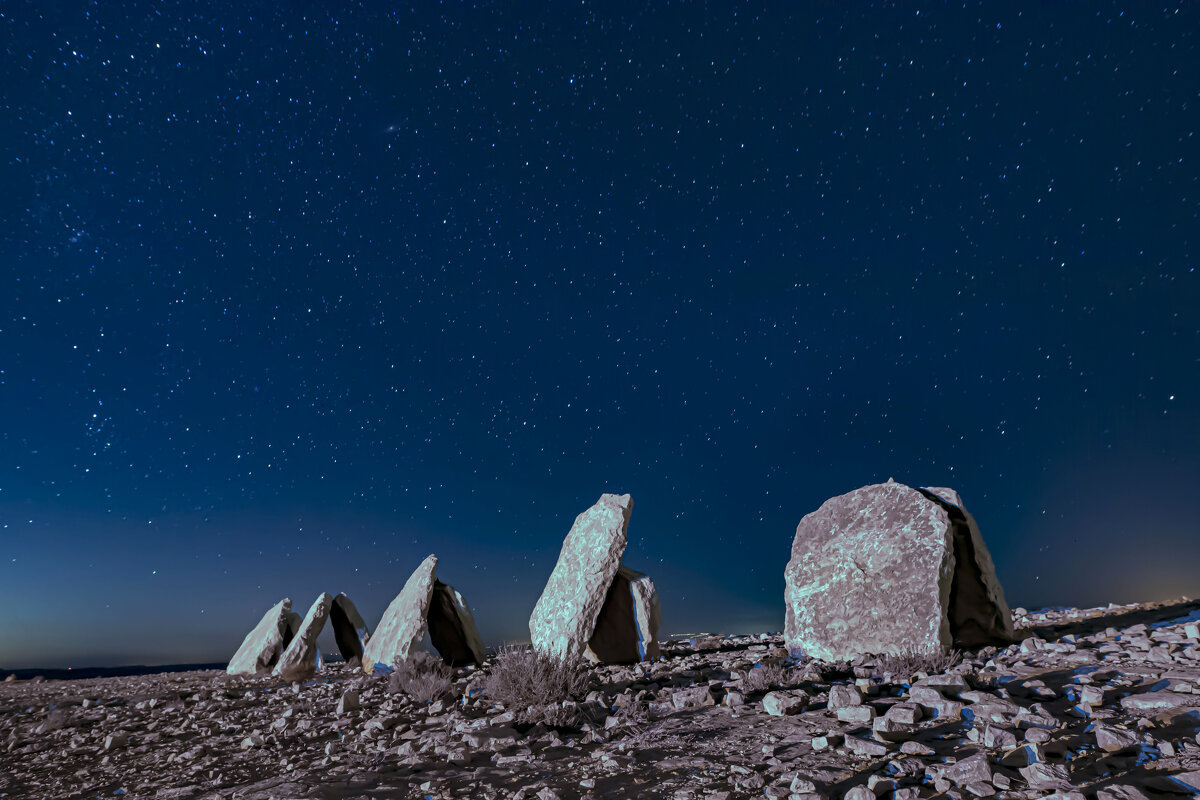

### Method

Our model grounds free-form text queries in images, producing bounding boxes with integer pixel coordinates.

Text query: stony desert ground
[4,600,1200,800]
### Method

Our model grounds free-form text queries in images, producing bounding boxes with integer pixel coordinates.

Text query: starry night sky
[2,3,1198,669]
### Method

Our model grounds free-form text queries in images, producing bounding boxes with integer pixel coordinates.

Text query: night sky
[2,3,1198,670]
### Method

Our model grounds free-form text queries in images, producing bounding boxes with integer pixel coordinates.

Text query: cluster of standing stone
[228,480,1015,676]
[226,593,370,679]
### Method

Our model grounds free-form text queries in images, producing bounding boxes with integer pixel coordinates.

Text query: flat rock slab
[274,592,331,680]
[227,598,293,676]
[529,493,633,659]
[784,480,1012,661]
[362,554,438,673]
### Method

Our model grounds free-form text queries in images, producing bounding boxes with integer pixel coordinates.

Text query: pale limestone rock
[530,493,632,659]
[274,592,332,680]
[362,555,438,674]
[784,481,1012,661]
[529,493,660,663]
[226,598,293,676]
[329,593,370,661]
[762,690,808,716]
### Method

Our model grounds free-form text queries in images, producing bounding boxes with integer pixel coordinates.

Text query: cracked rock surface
[4,598,1200,799]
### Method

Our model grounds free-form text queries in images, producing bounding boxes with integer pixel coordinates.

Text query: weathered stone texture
[362,554,438,674]
[529,493,633,659]
[226,598,293,676]
[784,480,1012,661]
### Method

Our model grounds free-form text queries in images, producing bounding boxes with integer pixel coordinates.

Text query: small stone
[1018,762,1071,790]
[884,703,923,725]
[673,685,716,710]
[837,705,876,724]
[790,776,818,793]
[828,684,864,710]
[844,786,875,800]
[1120,692,1198,712]
[1097,785,1154,800]
[844,735,889,757]
[1094,724,1140,753]
[900,740,935,756]
[763,690,809,716]
[999,744,1041,767]
[337,689,360,715]
[941,754,993,787]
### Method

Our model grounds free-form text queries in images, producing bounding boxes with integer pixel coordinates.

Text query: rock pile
[362,554,485,674]
[785,480,1014,661]
[5,598,1200,799]
[529,493,662,663]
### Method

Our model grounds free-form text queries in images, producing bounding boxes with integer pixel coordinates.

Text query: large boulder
[227,598,293,676]
[529,493,662,663]
[784,480,1013,661]
[330,593,371,662]
[361,554,486,673]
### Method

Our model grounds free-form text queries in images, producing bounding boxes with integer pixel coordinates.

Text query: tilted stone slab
[529,493,633,659]
[274,592,332,680]
[227,598,293,676]
[330,593,371,661]
[361,554,438,674]
[921,486,1014,645]
[586,564,662,663]
[784,480,1012,661]
[428,580,485,666]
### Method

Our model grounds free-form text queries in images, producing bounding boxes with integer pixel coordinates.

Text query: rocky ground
[4,600,1200,800]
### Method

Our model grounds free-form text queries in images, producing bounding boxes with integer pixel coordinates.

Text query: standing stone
[274,593,332,680]
[530,493,633,660]
[227,599,293,676]
[329,593,371,661]
[362,555,438,674]
[428,580,486,666]
[784,480,1013,661]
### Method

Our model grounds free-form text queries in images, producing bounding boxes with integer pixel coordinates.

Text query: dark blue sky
[2,2,1197,669]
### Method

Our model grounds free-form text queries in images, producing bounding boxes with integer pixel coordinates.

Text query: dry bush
[743,661,790,693]
[387,651,453,704]
[483,644,590,713]
[876,646,962,680]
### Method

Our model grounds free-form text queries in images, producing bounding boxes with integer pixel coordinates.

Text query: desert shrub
[876,646,962,680]
[483,644,590,712]
[743,661,789,694]
[388,651,453,704]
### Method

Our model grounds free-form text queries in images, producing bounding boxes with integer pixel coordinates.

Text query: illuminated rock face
[784,480,1013,662]
[329,593,370,662]
[362,555,438,674]
[226,599,293,676]
[361,554,485,673]
[274,593,332,681]
[529,493,661,663]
